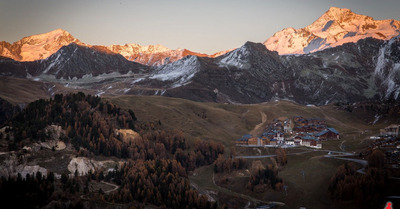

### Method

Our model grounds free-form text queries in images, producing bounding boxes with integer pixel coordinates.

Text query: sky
[0,0,399,54]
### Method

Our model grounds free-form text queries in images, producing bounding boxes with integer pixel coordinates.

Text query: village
[236,116,340,149]
[369,124,400,168]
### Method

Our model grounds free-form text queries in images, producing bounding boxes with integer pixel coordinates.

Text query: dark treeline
[2,93,224,208]
[0,172,54,208]
[213,154,248,173]
[0,172,84,209]
[6,93,225,167]
[275,148,287,166]
[8,92,137,157]
[101,159,218,209]
[175,139,225,171]
[246,165,283,193]
[328,150,389,208]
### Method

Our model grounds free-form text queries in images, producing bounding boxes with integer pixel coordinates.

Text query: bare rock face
[16,165,47,178]
[0,152,47,178]
[114,129,140,144]
[67,157,115,176]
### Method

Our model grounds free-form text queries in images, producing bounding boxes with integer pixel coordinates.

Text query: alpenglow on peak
[264,7,400,55]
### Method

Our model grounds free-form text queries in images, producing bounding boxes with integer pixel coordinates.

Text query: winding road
[101,181,119,194]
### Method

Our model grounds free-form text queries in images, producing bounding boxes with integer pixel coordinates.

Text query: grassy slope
[108,95,386,149]
[107,95,260,147]
[0,76,387,147]
[0,76,92,105]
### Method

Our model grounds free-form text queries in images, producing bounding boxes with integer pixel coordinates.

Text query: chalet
[380,124,400,137]
[236,138,248,145]
[235,134,253,145]
[261,136,271,145]
[301,136,322,148]
[269,138,278,145]
[248,137,260,146]
[294,136,302,145]
[285,139,295,145]
[301,136,314,147]
[316,128,339,140]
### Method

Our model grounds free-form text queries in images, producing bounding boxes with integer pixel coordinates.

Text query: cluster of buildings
[370,124,400,168]
[236,116,339,149]
[380,124,400,138]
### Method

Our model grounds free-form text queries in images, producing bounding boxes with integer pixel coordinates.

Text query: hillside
[107,95,394,148]
[0,76,394,148]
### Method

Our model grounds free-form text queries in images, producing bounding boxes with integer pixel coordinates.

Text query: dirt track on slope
[250,111,267,136]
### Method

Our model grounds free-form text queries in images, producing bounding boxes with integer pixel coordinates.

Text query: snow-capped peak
[106,43,208,66]
[108,43,171,55]
[0,29,83,61]
[264,7,400,55]
[1,29,232,66]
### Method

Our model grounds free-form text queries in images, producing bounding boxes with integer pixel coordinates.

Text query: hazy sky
[0,0,399,54]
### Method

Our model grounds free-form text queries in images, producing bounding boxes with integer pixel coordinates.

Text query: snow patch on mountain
[150,55,200,88]
[374,36,400,99]
[218,44,252,69]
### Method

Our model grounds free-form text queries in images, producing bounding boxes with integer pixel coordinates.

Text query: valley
[0,86,398,208]
[0,5,400,209]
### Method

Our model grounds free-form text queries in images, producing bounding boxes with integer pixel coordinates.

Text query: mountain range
[0,7,399,105]
[0,29,228,67]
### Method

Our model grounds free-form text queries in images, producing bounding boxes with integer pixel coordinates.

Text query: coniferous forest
[0,93,224,208]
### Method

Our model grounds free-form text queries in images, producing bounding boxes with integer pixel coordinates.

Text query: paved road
[236,149,316,159]
[236,154,276,159]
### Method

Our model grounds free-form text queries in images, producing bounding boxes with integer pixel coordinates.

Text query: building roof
[316,128,339,136]
[316,130,329,137]
[242,134,252,139]
[328,128,339,135]
[302,136,318,141]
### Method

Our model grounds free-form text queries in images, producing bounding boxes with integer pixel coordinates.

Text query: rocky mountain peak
[264,7,400,55]
[324,7,353,19]
[0,29,83,61]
